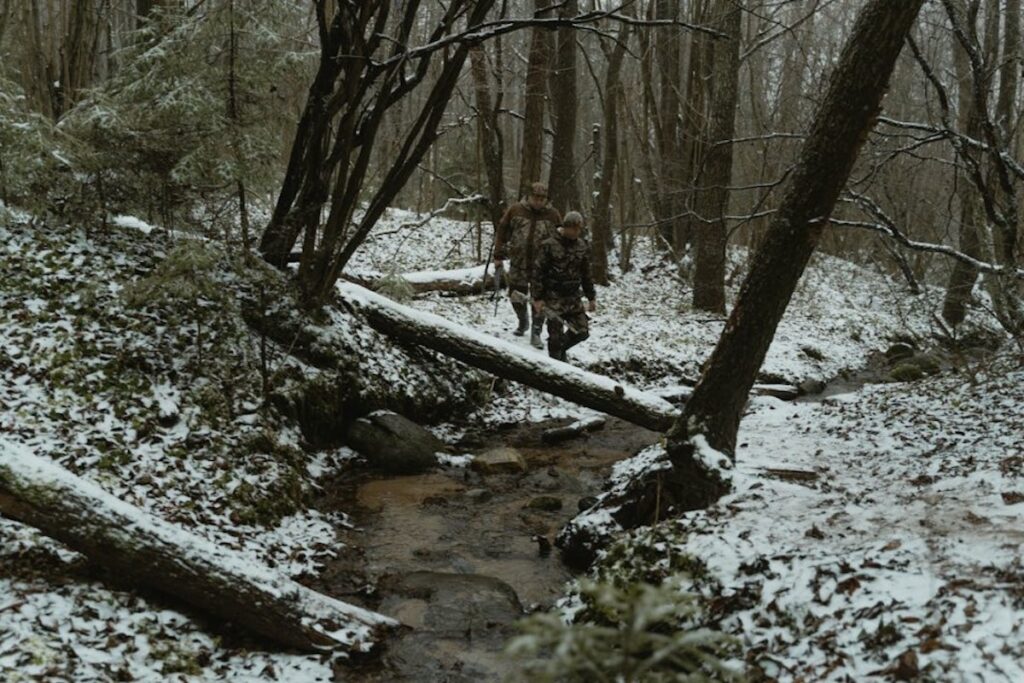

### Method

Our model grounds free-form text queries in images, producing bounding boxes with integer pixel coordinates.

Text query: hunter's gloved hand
[532,300,544,314]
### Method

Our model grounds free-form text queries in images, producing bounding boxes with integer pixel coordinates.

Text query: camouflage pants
[507,259,532,301]
[543,298,589,360]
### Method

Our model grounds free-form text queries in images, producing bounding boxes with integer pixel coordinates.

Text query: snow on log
[337,282,680,431]
[542,416,607,443]
[344,264,501,295]
[654,382,801,404]
[0,439,398,653]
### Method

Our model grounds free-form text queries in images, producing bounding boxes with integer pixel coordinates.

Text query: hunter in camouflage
[531,211,597,362]
[494,182,562,347]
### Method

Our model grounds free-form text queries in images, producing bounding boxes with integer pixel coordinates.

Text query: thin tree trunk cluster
[258,0,497,309]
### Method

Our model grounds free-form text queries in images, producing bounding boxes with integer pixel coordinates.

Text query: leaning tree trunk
[338,283,679,431]
[571,0,928,538]
[547,0,580,213]
[519,0,553,199]
[0,441,396,653]
[662,0,926,503]
[691,0,742,314]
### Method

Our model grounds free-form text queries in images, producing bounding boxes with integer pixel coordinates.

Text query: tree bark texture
[653,0,685,251]
[547,0,581,213]
[518,0,553,199]
[691,0,742,314]
[942,1,989,327]
[0,441,396,653]
[470,44,508,230]
[591,19,632,286]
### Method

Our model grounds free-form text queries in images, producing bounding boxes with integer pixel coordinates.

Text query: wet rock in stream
[346,410,445,474]
[369,572,524,682]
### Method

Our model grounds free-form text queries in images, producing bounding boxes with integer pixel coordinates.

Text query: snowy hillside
[1,205,1019,681]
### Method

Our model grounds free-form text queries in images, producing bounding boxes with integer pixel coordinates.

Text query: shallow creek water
[318,417,660,682]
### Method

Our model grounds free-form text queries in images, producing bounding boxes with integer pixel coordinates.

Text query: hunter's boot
[530,316,544,349]
[559,330,588,363]
[512,301,529,336]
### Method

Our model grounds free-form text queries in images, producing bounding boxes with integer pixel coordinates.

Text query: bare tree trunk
[547,0,580,212]
[0,0,12,46]
[691,0,743,314]
[519,0,553,199]
[226,0,250,253]
[15,0,104,119]
[665,0,926,505]
[988,0,1023,327]
[676,0,711,255]
[942,0,990,327]
[591,19,632,286]
[674,0,925,450]
[470,44,507,229]
[653,0,684,251]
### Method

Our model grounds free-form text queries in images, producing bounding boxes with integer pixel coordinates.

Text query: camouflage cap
[529,182,548,198]
[562,210,584,226]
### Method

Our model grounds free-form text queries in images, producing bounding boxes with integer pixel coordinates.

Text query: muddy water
[321,417,659,682]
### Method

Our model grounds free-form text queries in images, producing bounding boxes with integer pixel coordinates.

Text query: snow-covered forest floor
[1,204,1021,681]
[354,209,1024,681]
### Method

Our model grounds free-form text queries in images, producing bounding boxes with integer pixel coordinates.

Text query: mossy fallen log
[0,440,397,653]
[343,264,502,296]
[337,282,680,431]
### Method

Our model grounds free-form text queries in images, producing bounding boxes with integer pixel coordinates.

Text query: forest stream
[316,417,661,682]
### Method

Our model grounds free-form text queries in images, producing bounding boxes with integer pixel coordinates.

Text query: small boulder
[464,488,493,503]
[885,342,915,363]
[907,352,942,375]
[799,378,827,396]
[470,447,527,474]
[345,411,444,474]
[888,363,925,383]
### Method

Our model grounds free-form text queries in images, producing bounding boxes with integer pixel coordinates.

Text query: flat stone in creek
[470,447,527,475]
[525,496,563,512]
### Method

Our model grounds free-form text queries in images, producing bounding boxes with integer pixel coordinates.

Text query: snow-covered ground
[357,209,1023,681]
[2,204,1019,681]
[0,210,364,680]
[677,366,1024,680]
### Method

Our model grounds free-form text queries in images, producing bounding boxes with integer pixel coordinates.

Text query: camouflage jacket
[531,234,596,303]
[494,200,561,265]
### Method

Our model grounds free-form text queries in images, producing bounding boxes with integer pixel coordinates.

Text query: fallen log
[654,382,802,404]
[344,264,502,296]
[541,416,607,444]
[337,282,680,432]
[0,439,397,653]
